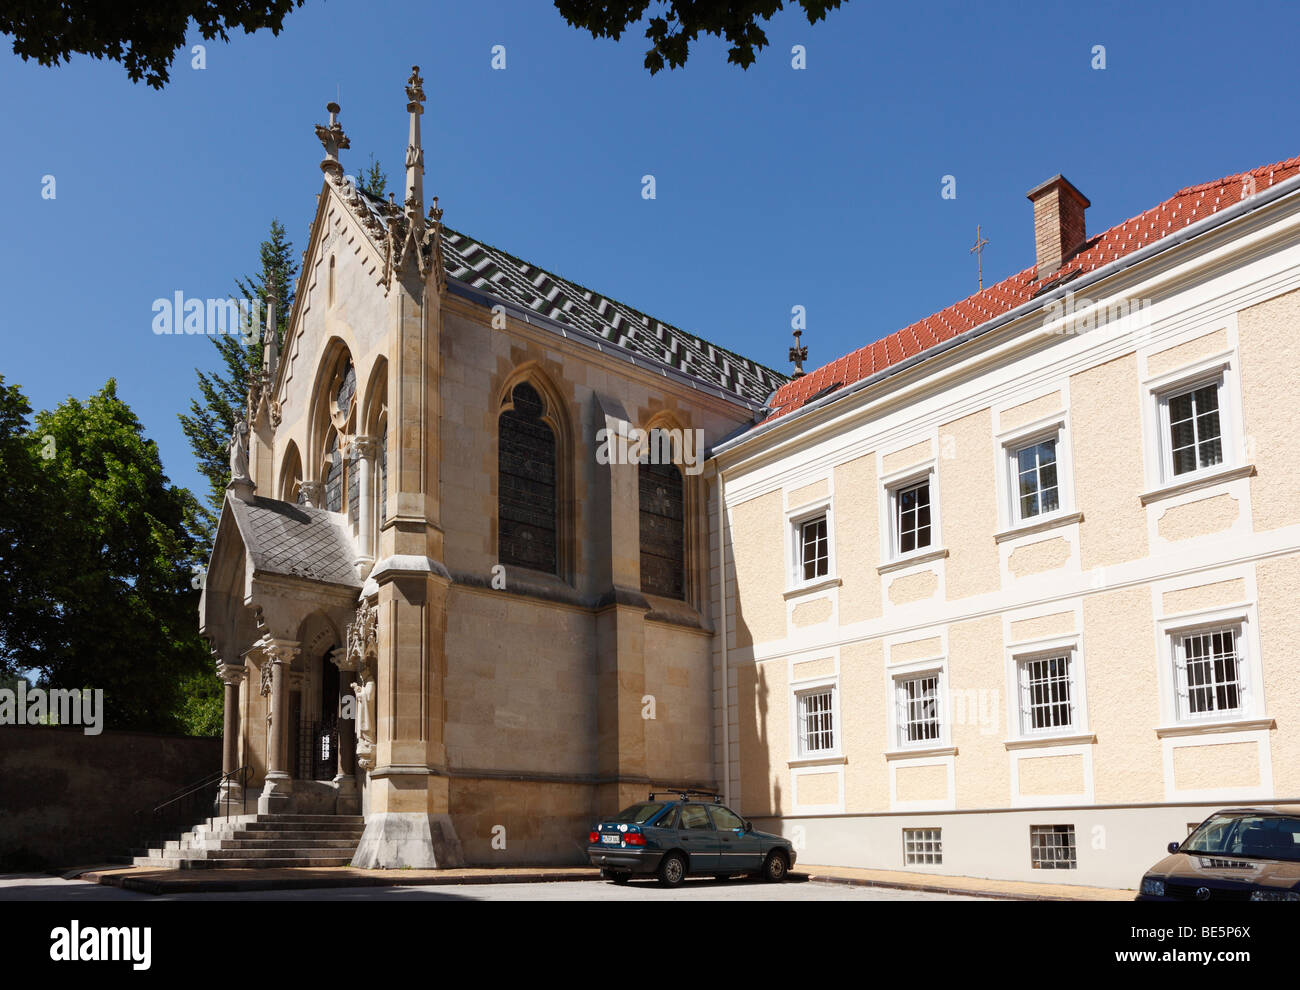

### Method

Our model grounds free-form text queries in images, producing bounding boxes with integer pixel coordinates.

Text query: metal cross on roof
[970,224,990,291]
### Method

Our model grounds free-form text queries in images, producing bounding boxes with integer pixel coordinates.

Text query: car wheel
[761,851,788,883]
[658,852,687,888]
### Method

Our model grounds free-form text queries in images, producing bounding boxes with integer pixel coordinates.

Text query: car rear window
[1184,814,1300,861]
[610,802,669,825]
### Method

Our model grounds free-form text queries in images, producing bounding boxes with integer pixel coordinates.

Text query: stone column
[329,645,360,815]
[258,638,300,815]
[214,662,247,813]
[352,436,379,575]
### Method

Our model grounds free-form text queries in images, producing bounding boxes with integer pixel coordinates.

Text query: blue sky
[2,0,1297,505]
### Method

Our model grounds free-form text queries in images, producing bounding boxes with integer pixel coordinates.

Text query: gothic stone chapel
[198,67,786,868]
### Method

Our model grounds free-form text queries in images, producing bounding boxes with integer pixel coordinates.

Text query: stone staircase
[133,814,365,869]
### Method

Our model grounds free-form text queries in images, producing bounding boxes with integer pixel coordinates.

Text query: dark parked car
[587,790,796,887]
[1136,806,1300,901]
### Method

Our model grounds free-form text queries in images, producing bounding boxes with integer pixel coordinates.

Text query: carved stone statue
[229,419,250,482]
[351,676,375,769]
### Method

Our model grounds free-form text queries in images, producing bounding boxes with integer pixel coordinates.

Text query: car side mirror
[743,820,752,833]
[1167,841,1181,854]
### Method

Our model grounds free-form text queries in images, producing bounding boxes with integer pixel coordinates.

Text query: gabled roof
[225,495,360,589]
[349,188,788,407]
[440,228,788,406]
[763,154,1300,424]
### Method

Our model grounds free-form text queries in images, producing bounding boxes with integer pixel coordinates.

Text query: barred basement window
[797,688,834,756]
[1030,825,1077,869]
[903,828,942,866]
[498,382,557,574]
[639,461,685,599]
[897,673,941,746]
[800,515,829,581]
[1176,627,1243,719]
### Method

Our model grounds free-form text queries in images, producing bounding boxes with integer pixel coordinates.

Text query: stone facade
[198,68,780,868]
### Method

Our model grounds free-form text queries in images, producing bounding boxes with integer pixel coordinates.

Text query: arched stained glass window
[639,460,685,599]
[498,382,557,574]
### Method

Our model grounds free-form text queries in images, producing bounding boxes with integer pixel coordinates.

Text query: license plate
[601,834,620,845]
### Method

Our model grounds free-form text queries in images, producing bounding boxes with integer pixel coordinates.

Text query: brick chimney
[1026,174,1090,279]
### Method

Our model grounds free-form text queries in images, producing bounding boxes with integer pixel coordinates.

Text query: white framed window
[786,496,836,591]
[1144,356,1242,493]
[996,411,1076,533]
[796,687,835,757]
[1029,824,1077,869]
[1160,377,1225,479]
[1016,651,1077,736]
[1012,436,1060,521]
[1174,625,1245,722]
[883,465,940,561]
[799,515,829,582]
[903,828,942,866]
[895,481,932,554]
[894,670,943,748]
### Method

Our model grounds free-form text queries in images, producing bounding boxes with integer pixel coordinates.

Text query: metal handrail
[134,765,251,851]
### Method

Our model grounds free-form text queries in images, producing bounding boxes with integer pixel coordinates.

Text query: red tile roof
[763,154,1300,423]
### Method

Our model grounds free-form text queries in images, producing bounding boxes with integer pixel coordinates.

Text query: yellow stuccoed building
[711,156,1300,889]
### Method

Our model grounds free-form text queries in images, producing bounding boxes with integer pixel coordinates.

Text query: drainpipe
[717,465,730,806]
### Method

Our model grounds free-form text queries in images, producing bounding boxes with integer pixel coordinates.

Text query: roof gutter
[713,169,1300,460]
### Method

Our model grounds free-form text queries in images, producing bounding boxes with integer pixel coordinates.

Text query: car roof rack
[648,788,723,803]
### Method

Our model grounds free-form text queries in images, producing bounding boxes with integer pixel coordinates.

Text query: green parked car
[587,790,796,887]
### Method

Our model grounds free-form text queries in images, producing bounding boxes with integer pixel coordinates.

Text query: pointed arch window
[639,460,686,599]
[324,429,344,512]
[498,381,557,574]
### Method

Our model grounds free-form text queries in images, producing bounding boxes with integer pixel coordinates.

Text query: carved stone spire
[315,101,350,179]
[262,279,279,385]
[789,328,808,379]
[403,66,425,232]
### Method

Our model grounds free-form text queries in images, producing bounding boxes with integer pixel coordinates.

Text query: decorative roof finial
[315,101,350,178]
[403,66,425,229]
[789,328,808,379]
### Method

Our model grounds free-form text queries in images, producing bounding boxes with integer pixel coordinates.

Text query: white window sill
[877,546,949,576]
[783,575,842,600]
[787,754,847,769]
[994,511,1084,544]
[1139,463,1255,506]
[1155,716,1274,738]
[885,744,956,761]
[1004,732,1096,751]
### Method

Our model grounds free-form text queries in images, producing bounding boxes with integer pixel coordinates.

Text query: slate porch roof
[762,154,1300,424]
[353,189,787,407]
[226,495,361,589]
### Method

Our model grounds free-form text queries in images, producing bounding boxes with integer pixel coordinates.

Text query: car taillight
[624,833,646,846]
[588,831,600,844]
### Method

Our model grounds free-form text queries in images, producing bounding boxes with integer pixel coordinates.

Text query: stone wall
[0,726,221,869]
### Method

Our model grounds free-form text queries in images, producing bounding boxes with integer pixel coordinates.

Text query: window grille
[1030,825,1077,869]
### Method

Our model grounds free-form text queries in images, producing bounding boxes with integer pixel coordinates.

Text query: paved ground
[0,873,983,901]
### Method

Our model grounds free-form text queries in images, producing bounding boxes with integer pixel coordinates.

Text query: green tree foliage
[555,0,846,73]
[178,219,296,544]
[361,154,387,199]
[0,376,217,733]
[0,0,306,89]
